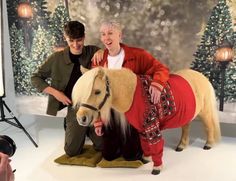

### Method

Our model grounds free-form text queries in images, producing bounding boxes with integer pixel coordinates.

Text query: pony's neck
[105,68,137,113]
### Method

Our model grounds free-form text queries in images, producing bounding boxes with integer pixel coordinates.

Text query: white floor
[1,114,236,181]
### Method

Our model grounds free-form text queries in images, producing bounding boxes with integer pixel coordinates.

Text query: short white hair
[100,20,123,33]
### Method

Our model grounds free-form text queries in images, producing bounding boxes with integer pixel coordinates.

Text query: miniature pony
[72,67,221,175]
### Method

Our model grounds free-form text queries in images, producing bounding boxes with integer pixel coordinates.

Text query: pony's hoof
[203,145,212,150]
[151,169,160,175]
[175,147,183,152]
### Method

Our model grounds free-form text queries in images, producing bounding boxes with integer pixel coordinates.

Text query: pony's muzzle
[76,110,93,127]
[77,116,90,126]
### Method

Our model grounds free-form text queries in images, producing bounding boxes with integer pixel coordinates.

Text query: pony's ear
[80,66,89,74]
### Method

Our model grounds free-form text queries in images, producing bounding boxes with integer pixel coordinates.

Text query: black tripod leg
[3,101,38,148]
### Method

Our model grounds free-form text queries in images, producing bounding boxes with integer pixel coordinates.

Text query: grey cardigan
[31,46,99,116]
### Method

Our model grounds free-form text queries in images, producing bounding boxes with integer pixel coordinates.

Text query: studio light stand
[0,97,38,147]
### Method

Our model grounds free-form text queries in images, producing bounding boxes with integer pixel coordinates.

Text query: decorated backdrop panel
[6,0,236,116]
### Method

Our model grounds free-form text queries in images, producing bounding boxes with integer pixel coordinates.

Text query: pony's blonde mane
[116,112,129,136]
[72,67,100,108]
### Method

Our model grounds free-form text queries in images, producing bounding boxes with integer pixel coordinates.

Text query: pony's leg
[198,113,216,150]
[176,123,190,152]
[198,94,221,149]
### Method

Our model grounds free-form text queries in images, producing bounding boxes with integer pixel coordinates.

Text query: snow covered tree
[50,1,70,47]
[30,25,55,95]
[31,25,55,68]
[191,0,236,102]
[9,23,32,95]
[30,0,51,30]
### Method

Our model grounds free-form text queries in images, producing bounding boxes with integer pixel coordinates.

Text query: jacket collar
[120,43,135,62]
[63,46,87,65]
[63,47,72,65]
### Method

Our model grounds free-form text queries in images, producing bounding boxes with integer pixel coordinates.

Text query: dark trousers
[64,107,103,156]
[102,110,143,161]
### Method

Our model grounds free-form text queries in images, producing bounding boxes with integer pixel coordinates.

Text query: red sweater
[92,43,169,88]
[125,74,196,166]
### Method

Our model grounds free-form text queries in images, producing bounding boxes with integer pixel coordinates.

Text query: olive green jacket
[31,46,99,116]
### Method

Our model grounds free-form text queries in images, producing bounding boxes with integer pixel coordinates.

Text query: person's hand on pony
[0,152,15,181]
[149,82,163,104]
[43,87,72,106]
[92,49,104,65]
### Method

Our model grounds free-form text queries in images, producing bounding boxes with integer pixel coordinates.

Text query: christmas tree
[191,0,236,102]
[30,25,55,95]
[49,1,70,47]
[9,23,32,95]
[30,0,52,30]
[22,0,52,52]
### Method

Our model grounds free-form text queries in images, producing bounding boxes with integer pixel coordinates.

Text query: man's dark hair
[64,21,85,39]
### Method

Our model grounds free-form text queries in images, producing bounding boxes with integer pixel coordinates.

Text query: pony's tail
[209,84,221,143]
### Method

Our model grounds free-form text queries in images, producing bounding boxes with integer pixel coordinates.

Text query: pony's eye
[94,90,101,95]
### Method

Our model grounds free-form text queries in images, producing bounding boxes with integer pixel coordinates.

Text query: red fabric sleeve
[94,118,103,128]
[139,50,169,87]
[121,44,169,88]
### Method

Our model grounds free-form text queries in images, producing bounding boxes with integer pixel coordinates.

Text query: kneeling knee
[64,145,82,157]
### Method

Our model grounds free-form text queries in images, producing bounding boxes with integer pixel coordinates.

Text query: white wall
[2,0,17,113]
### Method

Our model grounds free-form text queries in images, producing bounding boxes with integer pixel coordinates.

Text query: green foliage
[9,24,32,95]
[30,0,52,29]
[9,24,55,96]
[191,0,236,102]
[49,2,70,46]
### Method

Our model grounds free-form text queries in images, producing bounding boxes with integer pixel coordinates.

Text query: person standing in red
[93,20,169,163]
